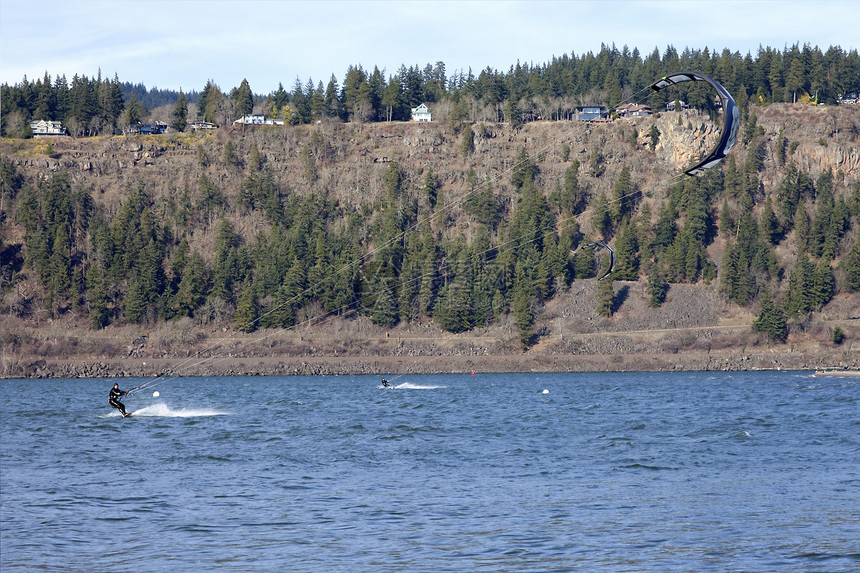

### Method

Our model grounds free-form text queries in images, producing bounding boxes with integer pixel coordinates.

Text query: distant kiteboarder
[381,378,390,388]
[109,383,130,417]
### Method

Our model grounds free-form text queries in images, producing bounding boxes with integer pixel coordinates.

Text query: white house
[411,103,431,122]
[666,100,690,111]
[616,104,652,117]
[30,119,67,136]
[189,121,217,131]
[234,114,284,126]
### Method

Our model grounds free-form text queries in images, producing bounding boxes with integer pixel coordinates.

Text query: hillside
[2,103,859,377]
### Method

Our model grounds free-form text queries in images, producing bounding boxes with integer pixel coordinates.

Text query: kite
[650,71,740,176]
[584,241,615,281]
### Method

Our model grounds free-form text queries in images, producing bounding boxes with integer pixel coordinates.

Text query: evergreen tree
[812,258,835,308]
[561,160,581,215]
[753,288,788,342]
[511,146,537,190]
[124,276,146,323]
[234,280,259,332]
[595,278,614,317]
[512,288,534,349]
[460,124,475,156]
[761,196,780,245]
[171,90,188,132]
[121,92,145,130]
[610,165,634,224]
[786,255,815,314]
[370,283,398,328]
[591,193,612,239]
[613,221,639,280]
[842,238,860,292]
[422,166,439,209]
[86,263,110,329]
[48,223,72,313]
[647,269,668,307]
[232,79,254,119]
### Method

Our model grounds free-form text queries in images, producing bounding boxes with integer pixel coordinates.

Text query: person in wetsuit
[381,378,390,388]
[109,383,129,417]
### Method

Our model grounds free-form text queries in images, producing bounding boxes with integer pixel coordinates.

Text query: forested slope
[2,102,859,377]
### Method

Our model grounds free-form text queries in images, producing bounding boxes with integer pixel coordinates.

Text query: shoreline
[6,348,858,379]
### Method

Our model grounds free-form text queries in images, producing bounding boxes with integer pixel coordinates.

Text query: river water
[1,371,858,572]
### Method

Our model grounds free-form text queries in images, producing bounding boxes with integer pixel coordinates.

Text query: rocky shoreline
[10,347,859,379]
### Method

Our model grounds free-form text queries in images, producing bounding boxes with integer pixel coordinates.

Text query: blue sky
[1,0,858,94]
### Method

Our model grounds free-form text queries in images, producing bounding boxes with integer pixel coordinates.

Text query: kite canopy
[651,71,740,176]
[584,242,615,281]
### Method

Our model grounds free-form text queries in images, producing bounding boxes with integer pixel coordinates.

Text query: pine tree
[512,288,534,349]
[422,166,439,209]
[786,255,815,314]
[49,223,72,312]
[761,197,780,245]
[121,92,145,130]
[460,124,474,156]
[174,251,208,317]
[511,146,537,190]
[234,280,259,332]
[841,238,860,292]
[613,222,639,281]
[753,288,788,342]
[647,269,668,307]
[370,284,398,328]
[124,276,146,323]
[86,263,110,329]
[212,218,242,301]
[591,193,612,239]
[562,160,581,215]
[812,258,835,308]
[611,165,633,224]
[171,90,188,132]
[595,278,614,317]
[232,79,254,119]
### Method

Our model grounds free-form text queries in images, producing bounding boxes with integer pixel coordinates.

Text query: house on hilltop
[411,103,432,122]
[234,114,284,126]
[189,121,217,131]
[30,120,67,136]
[666,100,690,111]
[615,103,652,117]
[124,121,168,135]
[838,92,858,105]
[576,106,609,121]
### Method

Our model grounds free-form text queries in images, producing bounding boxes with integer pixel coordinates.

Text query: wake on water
[379,382,446,390]
[103,403,229,418]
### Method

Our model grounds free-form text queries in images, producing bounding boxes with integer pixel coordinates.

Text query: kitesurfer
[109,383,130,417]
[381,378,390,388]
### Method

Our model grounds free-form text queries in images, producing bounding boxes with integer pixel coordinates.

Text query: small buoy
[542,389,549,394]
[153,391,160,397]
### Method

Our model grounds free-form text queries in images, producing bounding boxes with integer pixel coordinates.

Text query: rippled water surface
[2,371,858,571]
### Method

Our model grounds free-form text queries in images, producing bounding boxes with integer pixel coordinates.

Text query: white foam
[393,382,446,390]
[128,403,228,418]
[378,382,446,390]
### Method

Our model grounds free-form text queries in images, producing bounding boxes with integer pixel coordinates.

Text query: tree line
[2,117,859,347]
[3,43,860,136]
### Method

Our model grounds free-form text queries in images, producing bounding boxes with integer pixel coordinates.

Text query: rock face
[640,104,860,179]
[650,112,721,172]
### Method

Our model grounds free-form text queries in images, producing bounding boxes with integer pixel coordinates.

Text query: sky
[1,0,858,94]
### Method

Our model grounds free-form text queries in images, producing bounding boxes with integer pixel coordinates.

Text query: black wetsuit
[109,385,128,416]
[382,379,390,387]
